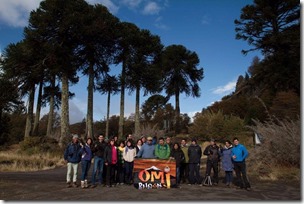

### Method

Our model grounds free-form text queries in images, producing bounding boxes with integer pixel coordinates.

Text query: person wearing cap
[136,136,156,159]
[64,134,82,188]
[203,138,221,185]
[188,138,202,185]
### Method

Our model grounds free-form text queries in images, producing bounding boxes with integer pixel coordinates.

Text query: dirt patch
[0,166,300,201]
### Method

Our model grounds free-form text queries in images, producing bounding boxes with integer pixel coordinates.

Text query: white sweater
[123,146,137,162]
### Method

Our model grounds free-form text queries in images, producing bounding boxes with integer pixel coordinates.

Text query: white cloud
[212,80,236,95]
[0,0,41,27]
[121,0,142,9]
[142,1,161,15]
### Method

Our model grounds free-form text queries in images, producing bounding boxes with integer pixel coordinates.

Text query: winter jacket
[92,141,106,158]
[123,146,136,162]
[64,142,82,163]
[203,144,221,162]
[170,149,185,167]
[188,144,202,164]
[220,146,234,171]
[155,144,170,159]
[231,143,248,162]
[104,144,118,164]
[136,143,156,159]
[80,144,93,161]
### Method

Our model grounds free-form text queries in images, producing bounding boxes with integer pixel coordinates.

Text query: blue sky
[0,0,262,124]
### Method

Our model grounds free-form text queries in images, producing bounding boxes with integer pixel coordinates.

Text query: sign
[133,158,176,189]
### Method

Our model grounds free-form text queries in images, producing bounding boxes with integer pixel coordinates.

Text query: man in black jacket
[188,138,202,185]
[91,134,107,188]
[203,138,221,185]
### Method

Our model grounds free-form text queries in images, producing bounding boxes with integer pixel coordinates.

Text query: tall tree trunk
[134,85,140,137]
[46,75,55,137]
[33,80,43,136]
[86,65,94,139]
[119,61,126,139]
[175,91,180,134]
[24,86,35,138]
[59,74,70,148]
[105,91,110,138]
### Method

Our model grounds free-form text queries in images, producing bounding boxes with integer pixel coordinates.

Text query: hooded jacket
[64,142,82,163]
[188,144,202,164]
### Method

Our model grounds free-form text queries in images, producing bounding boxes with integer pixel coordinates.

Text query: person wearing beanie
[187,138,202,185]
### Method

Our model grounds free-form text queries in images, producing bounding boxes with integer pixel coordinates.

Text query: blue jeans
[92,156,104,185]
[81,160,91,181]
[176,167,181,184]
[225,171,233,184]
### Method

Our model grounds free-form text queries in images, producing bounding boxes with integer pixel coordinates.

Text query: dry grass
[0,146,65,172]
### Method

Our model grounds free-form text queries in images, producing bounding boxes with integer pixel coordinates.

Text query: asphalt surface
[0,166,301,201]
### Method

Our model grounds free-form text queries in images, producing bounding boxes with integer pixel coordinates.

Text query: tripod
[203,175,212,186]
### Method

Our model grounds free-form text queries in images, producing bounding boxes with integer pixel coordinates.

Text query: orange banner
[133,158,176,189]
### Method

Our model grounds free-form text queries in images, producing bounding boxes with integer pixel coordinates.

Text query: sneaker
[81,181,85,188]
[72,182,78,188]
[84,180,88,188]
[66,182,72,188]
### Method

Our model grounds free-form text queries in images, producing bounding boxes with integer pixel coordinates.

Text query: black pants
[233,161,251,189]
[106,164,116,186]
[180,163,189,183]
[205,160,219,183]
[188,163,201,184]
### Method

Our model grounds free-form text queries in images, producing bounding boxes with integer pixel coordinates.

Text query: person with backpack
[203,138,221,185]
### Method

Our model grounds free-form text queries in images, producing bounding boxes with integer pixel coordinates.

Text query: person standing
[104,138,118,187]
[136,136,156,159]
[170,142,185,186]
[203,138,221,185]
[123,139,137,185]
[80,138,93,188]
[231,137,251,191]
[180,138,189,184]
[135,139,143,154]
[220,140,234,187]
[64,134,82,188]
[155,137,171,159]
[188,138,202,185]
[116,141,125,185]
[91,134,107,188]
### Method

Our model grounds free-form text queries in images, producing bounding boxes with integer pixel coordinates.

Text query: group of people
[63,133,251,190]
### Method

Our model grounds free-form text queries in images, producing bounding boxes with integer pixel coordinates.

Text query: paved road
[0,167,301,201]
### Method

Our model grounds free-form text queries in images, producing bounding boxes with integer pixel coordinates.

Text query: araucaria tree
[161,45,204,134]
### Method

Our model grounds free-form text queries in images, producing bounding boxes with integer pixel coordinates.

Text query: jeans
[124,161,134,184]
[66,162,79,183]
[81,160,91,181]
[225,171,233,184]
[91,156,104,185]
[176,167,181,184]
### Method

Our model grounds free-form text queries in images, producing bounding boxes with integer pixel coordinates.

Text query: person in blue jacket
[231,137,251,191]
[136,136,156,159]
[80,138,93,188]
[64,134,82,188]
